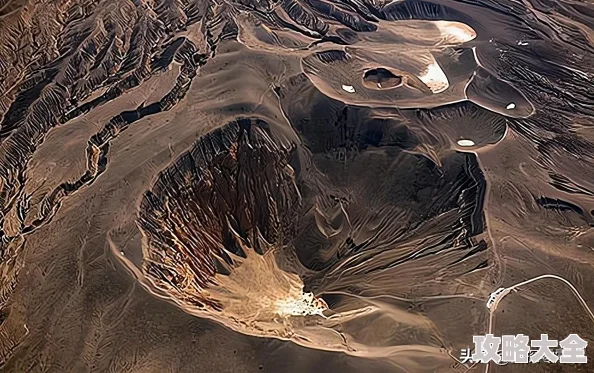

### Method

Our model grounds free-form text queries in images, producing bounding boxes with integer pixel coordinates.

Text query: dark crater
[362,68,402,89]
[137,118,301,308]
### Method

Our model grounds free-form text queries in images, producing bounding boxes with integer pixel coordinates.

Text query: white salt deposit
[342,84,355,93]
[457,139,475,147]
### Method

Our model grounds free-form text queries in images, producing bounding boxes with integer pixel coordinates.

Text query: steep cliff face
[137,118,304,313]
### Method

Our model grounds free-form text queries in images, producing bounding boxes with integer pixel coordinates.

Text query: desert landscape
[0,0,594,372]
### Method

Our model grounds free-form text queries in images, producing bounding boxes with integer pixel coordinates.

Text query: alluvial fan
[0,0,594,372]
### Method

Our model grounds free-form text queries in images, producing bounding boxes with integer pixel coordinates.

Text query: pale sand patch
[206,246,329,323]
[418,60,449,93]
[434,21,477,44]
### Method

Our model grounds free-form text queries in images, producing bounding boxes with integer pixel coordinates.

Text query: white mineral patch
[342,84,355,93]
[435,21,477,43]
[275,291,328,317]
[457,139,475,147]
[418,61,449,94]
[506,102,516,110]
